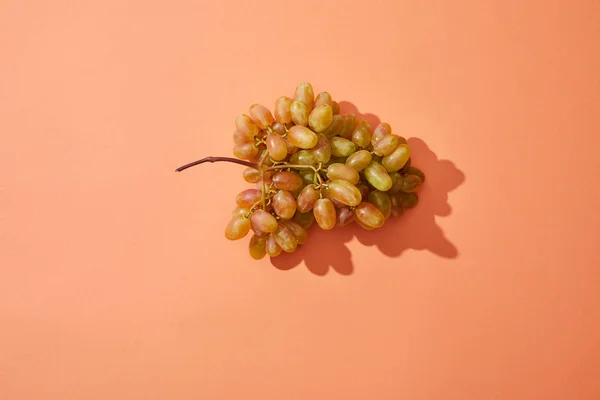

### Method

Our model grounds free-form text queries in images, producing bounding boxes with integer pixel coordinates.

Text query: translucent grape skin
[311,133,332,163]
[314,92,333,107]
[225,216,251,240]
[399,174,423,193]
[294,81,314,112]
[326,163,360,185]
[354,202,385,229]
[351,120,372,148]
[290,101,309,126]
[266,133,288,161]
[272,122,287,135]
[367,190,392,219]
[272,171,303,191]
[272,190,297,219]
[338,113,357,139]
[243,168,261,183]
[288,125,318,149]
[235,114,259,140]
[249,234,267,260]
[382,144,411,172]
[297,184,320,212]
[266,234,282,257]
[232,206,250,218]
[290,150,316,165]
[330,137,357,157]
[308,104,333,133]
[249,104,274,129]
[331,101,340,115]
[313,198,336,230]
[274,223,298,252]
[281,220,308,245]
[345,150,372,172]
[336,207,355,226]
[364,161,393,191]
[233,141,259,160]
[274,96,293,124]
[372,134,400,156]
[236,189,262,208]
[325,179,362,207]
[323,114,343,138]
[250,209,278,233]
[372,122,391,145]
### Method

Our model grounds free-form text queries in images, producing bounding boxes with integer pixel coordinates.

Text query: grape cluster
[181,81,425,259]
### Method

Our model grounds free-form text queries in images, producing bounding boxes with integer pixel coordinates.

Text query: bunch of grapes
[177,81,425,260]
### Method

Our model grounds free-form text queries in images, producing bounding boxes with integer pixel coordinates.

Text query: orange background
[2,0,600,399]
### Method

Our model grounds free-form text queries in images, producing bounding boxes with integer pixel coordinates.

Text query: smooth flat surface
[1,1,600,399]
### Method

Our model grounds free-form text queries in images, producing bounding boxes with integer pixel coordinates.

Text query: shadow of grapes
[269,102,466,276]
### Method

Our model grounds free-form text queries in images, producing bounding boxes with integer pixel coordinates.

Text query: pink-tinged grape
[382,143,411,172]
[294,211,315,229]
[248,234,267,260]
[284,136,298,154]
[249,104,274,129]
[323,114,343,138]
[314,92,333,107]
[364,161,392,191]
[235,114,259,139]
[338,113,357,139]
[313,198,336,230]
[266,133,287,161]
[372,122,391,145]
[274,223,298,252]
[329,197,346,209]
[290,150,316,165]
[399,174,423,193]
[332,101,340,115]
[272,122,287,135]
[290,100,309,126]
[297,184,320,212]
[326,163,360,185]
[353,202,385,229]
[266,234,282,257]
[325,179,362,207]
[288,125,318,149]
[390,194,404,217]
[308,104,333,133]
[330,137,357,157]
[407,166,425,182]
[356,182,370,199]
[311,133,332,163]
[274,96,293,124]
[236,188,262,208]
[336,207,355,226]
[273,190,297,219]
[233,141,259,160]
[250,209,278,233]
[243,167,261,183]
[272,171,303,191]
[233,130,251,144]
[281,220,308,245]
[232,206,250,218]
[294,81,314,112]
[345,150,372,172]
[389,172,403,193]
[368,190,392,219]
[373,134,400,156]
[225,216,251,240]
[351,120,372,148]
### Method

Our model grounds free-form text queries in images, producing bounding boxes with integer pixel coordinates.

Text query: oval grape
[399,174,422,193]
[345,150,372,172]
[248,234,267,260]
[266,234,282,257]
[313,198,336,230]
[249,104,274,129]
[364,161,393,191]
[235,114,259,139]
[330,137,357,157]
[233,141,259,160]
[351,120,372,148]
[382,144,411,172]
[250,209,278,233]
[372,122,391,145]
[272,171,303,191]
[225,216,251,240]
[288,125,318,149]
[274,223,298,252]
[373,134,400,156]
[272,190,297,219]
[311,133,332,163]
[326,163,360,185]
[336,207,355,226]
[367,190,392,219]
[294,81,314,112]
[353,202,385,229]
[266,134,288,161]
[325,179,362,207]
[236,188,262,208]
[281,220,308,245]
[274,96,293,124]
[308,104,333,133]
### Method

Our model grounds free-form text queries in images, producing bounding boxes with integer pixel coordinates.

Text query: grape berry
[176,81,425,260]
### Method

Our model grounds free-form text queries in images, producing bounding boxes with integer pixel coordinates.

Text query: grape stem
[175,157,258,172]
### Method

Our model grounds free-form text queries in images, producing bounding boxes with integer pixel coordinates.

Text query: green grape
[399,175,423,193]
[308,104,333,133]
[274,223,298,252]
[294,81,314,112]
[250,209,278,233]
[272,171,303,191]
[281,220,308,245]
[345,150,372,172]
[326,163,360,185]
[338,113,357,139]
[351,120,372,148]
[299,169,315,186]
[407,166,425,182]
[233,141,259,160]
[399,157,412,173]
[225,216,251,240]
[311,133,332,163]
[372,122,391,145]
[290,100,309,126]
[390,193,404,217]
[353,202,385,229]
[364,161,392,191]
[297,184,319,212]
[382,144,410,172]
[325,180,362,207]
[294,211,315,229]
[290,150,316,165]
[236,189,262,208]
[332,101,340,115]
[388,172,403,193]
[314,92,333,108]
[398,192,419,208]
[235,114,259,140]
[336,207,355,226]
[313,198,337,230]
[243,167,261,183]
[272,190,297,219]
[274,96,293,124]
[249,234,267,260]
[323,114,343,138]
[249,104,274,129]
[266,234,282,257]
[367,190,392,219]
[288,125,318,149]
[373,134,400,156]
[330,137,357,157]
[266,133,288,161]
